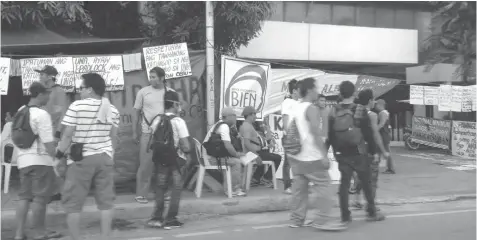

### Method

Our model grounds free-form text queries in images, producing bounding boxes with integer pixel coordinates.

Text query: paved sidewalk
[1,147,475,232]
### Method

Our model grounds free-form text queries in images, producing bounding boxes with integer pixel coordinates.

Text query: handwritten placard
[472,85,476,111]
[451,86,463,112]
[411,116,451,149]
[410,85,424,105]
[143,43,192,80]
[424,86,439,106]
[20,57,75,94]
[438,85,452,112]
[73,56,124,91]
[0,57,11,95]
[451,121,476,159]
[461,86,473,112]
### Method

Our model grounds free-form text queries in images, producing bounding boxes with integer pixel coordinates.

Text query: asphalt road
[25,199,473,240]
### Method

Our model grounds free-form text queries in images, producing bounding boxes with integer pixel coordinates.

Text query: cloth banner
[410,85,424,105]
[143,43,192,80]
[73,56,125,91]
[438,85,452,112]
[0,57,11,95]
[411,116,451,150]
[220,56,272,120]
[20,57,75,94]
[451,121,476,159]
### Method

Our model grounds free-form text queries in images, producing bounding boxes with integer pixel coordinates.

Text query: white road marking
[233,229,243,232]
[174,230,224,238]
[129,237,163,240]
[252,224,288,229]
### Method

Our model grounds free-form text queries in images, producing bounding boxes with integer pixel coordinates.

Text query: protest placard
[461,86,473,112]
[0,57,11,95]
[143,43,192,80]
[472,85,477,111]
[411,116,451,149]
[424,86,439,106]
[451,86,463,112]
[409,85,424,105]
[73,56,124,91]
[438,85,452,112]
[220,56,272,120]
[20,57,75,94]
[451,121,476,159]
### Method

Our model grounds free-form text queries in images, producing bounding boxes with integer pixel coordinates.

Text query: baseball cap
[242,106,257,117]
[222,107,236,117]
[35,65,58,76]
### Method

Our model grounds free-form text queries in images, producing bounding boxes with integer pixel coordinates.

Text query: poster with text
[411,116,451,149]
[315,74,359,96]
[461,86,473,112]
[438,85,452,112]
[451,121,476,159]
[0,57,11,95]
[143,43,192,80]
[220,56,271,120]
[424,86,439,106]
[410,85,424,105]
[451,86,463,112]
[20,57,75,94]
[73,56,125,91]
[473,85,477,111]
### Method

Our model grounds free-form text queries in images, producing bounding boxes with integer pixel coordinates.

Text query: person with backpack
[202,107,246,197]
[55,73,120,240]
[13,82,62,240]
[133,67,174,204]
[327,81,387,225]
[283,78,345,231]
[147,91,190,229]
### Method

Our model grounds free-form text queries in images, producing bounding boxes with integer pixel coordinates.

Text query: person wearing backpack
[13,82,62,240]
[283,78,346,231]
[202,107,246,197]
[147,91,190,229]
[327,81,387,225]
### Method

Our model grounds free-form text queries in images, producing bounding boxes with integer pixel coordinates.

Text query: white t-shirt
[281,98,299,116]
[15,106,55,169]
[151,113,190,159]
[202,121,232,160]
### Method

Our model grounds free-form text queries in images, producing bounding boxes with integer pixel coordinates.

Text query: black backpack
[149,115,178,165]
[11,105,39,149]
[203,122,231,158]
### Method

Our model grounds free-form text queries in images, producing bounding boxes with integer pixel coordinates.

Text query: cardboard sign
[0,57,11,95]
[451,121,476,159]
[424,86,439,106]
[220,56,272,120]
[74,56,125,91]
[438,85,452,112]
[20,57,75,94]
[411,116,451,149]
[143,43,192,80]
[410,85,424,105]
[461,86,473,112]
[451,86,463,112]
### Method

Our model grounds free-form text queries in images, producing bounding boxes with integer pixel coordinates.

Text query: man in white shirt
[14,82,61,240]
[203,107,246,197]
[281,79,300,194]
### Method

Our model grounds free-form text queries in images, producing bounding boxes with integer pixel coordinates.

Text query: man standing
[375,99,395,174]
[147,91,190,229]
[56,73,120,240]
[133,67,170,203]
[14,82,61,240]
[281,79,300,194]
[287,78,345,231]
[328,82,387,224]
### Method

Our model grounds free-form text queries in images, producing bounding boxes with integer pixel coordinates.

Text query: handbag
[70,102,101,162]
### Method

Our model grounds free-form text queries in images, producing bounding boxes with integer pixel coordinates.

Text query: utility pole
[205,1,215,130]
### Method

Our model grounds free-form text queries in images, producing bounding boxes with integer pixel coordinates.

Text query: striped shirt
[62,98,120,158]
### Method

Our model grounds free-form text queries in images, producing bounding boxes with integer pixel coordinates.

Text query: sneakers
[284,188,292,195]
[163,220,184,230]
[225,189,247,197]
[366,212,386,222]
[312,221,348,231]
[135,196,148,204]
[288,220,314,228]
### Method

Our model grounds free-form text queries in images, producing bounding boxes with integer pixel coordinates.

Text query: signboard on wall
[451,121,476,159]
[411,116,451,150]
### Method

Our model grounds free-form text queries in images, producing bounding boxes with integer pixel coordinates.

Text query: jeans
[209,157,243,191]
[282,153,292,190]
[136,133,154,197]
[335,154,377,221]
[355,154,380,199]
[253,150,281,181]
[151,163,183,222]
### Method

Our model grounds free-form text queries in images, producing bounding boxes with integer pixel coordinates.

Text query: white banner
[472,85,477,112]
[0,57,11,95]
[451,86,463,112]
[410,85,424,105]
[451,121,476,159]
[438,85,452,112]
[461,86,473,112]
[424,86,439,106]
[143,43,192,80]
[220,56,272,120]
[316,74,359,96]
[20,57,75,94]
[73,56,125,91]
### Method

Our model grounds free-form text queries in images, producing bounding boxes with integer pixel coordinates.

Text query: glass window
[332,4,355,26]
[284,2,307,23]
[356,6,375,27]
[375,8,395,28]
[395,10,415,29]
[307,3,332,24]
[269,2,284,21]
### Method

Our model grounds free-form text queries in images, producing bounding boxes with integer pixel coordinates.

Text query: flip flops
[33,230,63,240]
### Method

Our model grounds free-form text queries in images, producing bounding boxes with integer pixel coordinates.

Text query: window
[332,4,355,26]
[356,6,375,27]
[375,8,395,28]
[307,3,332,24]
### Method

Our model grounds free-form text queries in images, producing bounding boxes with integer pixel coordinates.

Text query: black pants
[253,150,281,181]
[335,154,377,221]
[151,163,183,222]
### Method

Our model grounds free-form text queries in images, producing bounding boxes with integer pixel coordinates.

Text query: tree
[140,1,273,56]
[422,1,476,82]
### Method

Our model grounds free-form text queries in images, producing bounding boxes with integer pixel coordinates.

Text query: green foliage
[422,1,476,82]
[141,1,273,55]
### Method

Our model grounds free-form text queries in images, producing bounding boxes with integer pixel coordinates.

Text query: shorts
[18,165,56,203]
[62,153,115,213]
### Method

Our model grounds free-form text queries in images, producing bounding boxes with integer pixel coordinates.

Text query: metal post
[205,1,215,130]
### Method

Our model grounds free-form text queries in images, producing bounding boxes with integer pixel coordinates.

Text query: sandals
[135,196,148,204]
[33,230,63,240]
[147,219,163,228]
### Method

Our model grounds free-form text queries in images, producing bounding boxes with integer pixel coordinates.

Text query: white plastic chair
[241,138,278,191]
[2,142,18,194]
[193,138,233,198]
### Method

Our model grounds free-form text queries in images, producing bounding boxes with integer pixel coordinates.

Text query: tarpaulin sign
[451,121,476,159]
[411,116,451,150]
[220,56,272,120]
